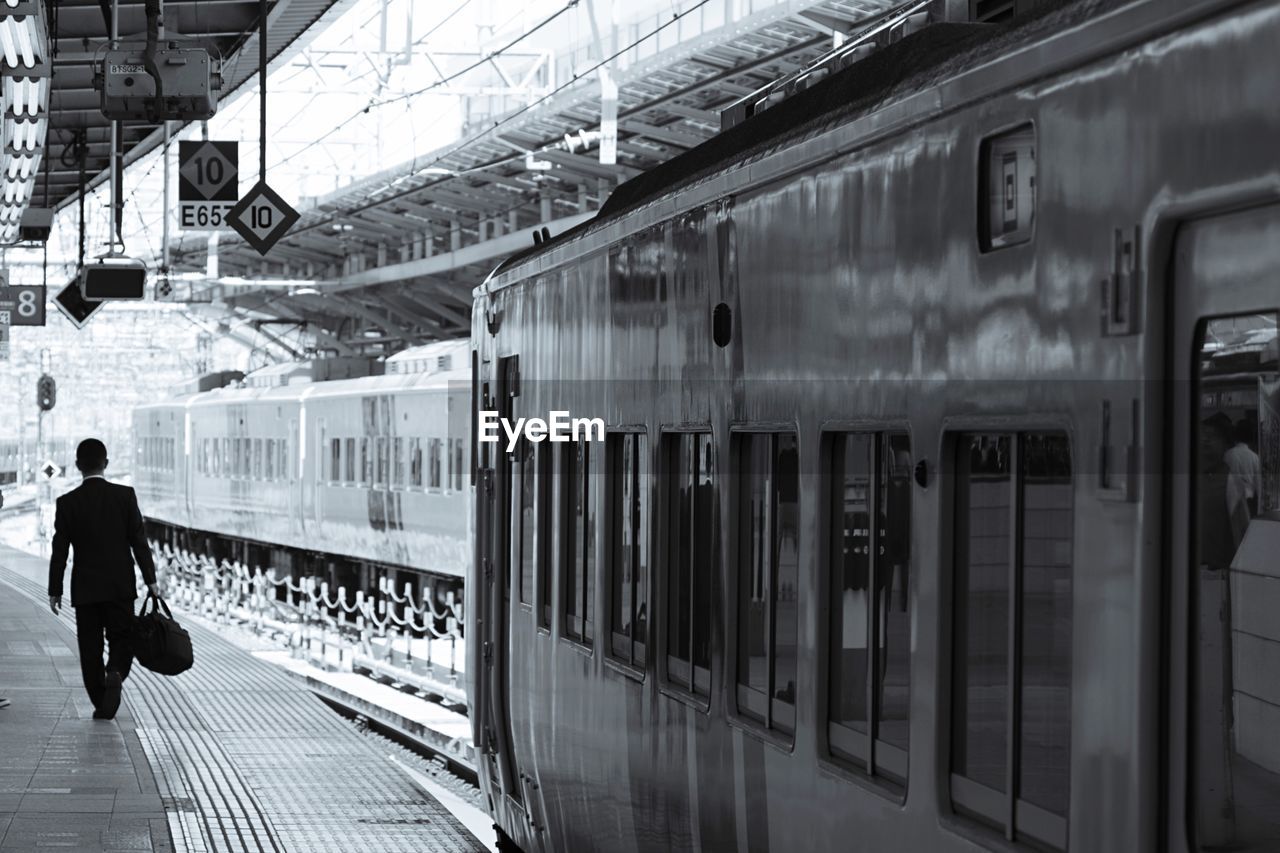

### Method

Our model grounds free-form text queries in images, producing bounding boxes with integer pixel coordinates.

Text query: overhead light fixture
[0,1,45,70]
[2,75,43,115]
[4,112,46,150]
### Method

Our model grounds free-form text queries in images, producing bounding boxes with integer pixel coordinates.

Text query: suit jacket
[48,477,157,606]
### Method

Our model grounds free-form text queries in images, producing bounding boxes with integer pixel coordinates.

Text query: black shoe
[92,708,112,720]
[101,671,122,718]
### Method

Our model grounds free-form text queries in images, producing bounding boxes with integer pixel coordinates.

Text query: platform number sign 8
[0,284,46,326]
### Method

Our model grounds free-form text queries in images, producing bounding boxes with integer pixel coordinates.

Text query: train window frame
[409,438,424,488]
[604,429,650,679]
[729,428,801,743]
[657,428,716,710]
[945,428,1074,851]
[819,427,914,792]
[344,438,356,484]
[511,437,538,611]
[977,122,1036,253]
[559,438,596,652]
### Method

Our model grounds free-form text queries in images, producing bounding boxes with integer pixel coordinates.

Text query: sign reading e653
[178,140,238,232]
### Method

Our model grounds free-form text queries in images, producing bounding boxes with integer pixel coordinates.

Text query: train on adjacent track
[467,1,1280,852]
[131,339,471,600]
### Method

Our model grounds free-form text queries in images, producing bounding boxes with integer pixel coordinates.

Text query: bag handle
[139,591,174,619]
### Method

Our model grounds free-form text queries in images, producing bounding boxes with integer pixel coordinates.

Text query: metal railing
[148,542,467,705]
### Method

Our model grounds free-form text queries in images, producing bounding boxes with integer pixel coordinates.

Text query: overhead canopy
[38,0,351,211]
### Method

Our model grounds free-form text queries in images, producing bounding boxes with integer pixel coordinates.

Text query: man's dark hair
[75,438,108,472]
[1235,418,1256,446]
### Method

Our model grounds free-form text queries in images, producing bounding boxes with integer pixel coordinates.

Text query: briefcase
[133,593,194,676]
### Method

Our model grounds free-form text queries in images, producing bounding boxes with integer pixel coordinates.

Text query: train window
[264,439,274,480]
[536,443,553,629]
[375,437,389,487]
[429,438,443,489]
[230,438,241,479]
[951,432,1072,849]
[410,438,423,487]
[343,438,355,483]
[734,432,799,735]
[454,441,465,492]
[827,431,912,783]
[252,439,262,480]
[328,439,339,483]
[392,437,405,487]
[561,440,596,645]
[512,439,537,607]
[661,431,714,698]
[607,432,648,670]
[978,124,1035,251]
[1192,312,1278,851]
[358,437,370,484]
[280,439,289,479]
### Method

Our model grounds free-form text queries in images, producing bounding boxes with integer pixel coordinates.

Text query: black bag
[133,594,194,676]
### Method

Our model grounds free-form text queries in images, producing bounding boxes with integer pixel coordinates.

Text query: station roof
[158,0,899,353]
[39,0,351,212]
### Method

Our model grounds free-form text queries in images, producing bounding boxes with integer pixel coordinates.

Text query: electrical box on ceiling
[95,43,222,121]
[79,257,147,301]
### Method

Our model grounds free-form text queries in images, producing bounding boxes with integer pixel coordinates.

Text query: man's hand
[49,595,60,615]
[147,583,162,598]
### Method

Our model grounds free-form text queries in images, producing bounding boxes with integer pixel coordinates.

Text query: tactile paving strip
[0,561,485,853]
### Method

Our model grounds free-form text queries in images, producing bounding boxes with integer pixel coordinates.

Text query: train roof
[490,0,1115,281]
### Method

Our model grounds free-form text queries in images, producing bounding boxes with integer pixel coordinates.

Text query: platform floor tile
[1,545,486,853]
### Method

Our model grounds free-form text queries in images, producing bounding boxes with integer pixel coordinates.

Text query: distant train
[131,339,471,597]
[0,437,77,488]
[467,2,1280,853]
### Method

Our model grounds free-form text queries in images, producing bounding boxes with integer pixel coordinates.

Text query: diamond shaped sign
[178,140,238,200]
[40,460,62,480]
[227,181,301,256]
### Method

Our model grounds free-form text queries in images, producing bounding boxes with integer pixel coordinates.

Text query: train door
[1168,203,1280,853]
[476,354,526,822]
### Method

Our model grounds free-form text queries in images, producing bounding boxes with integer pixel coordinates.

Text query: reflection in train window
[361,438,372,484]
[562,440,595,646]
[1192,311,1279,851]
[734,432,799,735]
[828,431,911,784]
[393,438,405,487]
[951,432,1073,849]
[512,439,537,607]
[344,438,356,483]
[608,432,648,670]
[662,432,714,698]
[330,439,340,483]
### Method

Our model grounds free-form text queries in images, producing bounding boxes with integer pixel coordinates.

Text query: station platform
[0,544,488,853]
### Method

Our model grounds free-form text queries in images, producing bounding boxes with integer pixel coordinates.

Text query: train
[131,339,471,598]
[466,0,1280,852]
[0,437,78,488]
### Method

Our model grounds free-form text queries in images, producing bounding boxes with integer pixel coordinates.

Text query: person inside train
[47,439,162,720]
[1225,416,1262,517]
[1198,414,1250,569]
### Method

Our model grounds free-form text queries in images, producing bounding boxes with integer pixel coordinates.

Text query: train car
[0,438,19,487]
[133,339,471,591]
[467,1,1280,852]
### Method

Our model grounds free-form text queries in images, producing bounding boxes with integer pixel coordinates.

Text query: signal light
[36,373,55,411]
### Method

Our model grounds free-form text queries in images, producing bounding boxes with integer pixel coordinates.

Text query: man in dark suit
[48,439,160,720]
